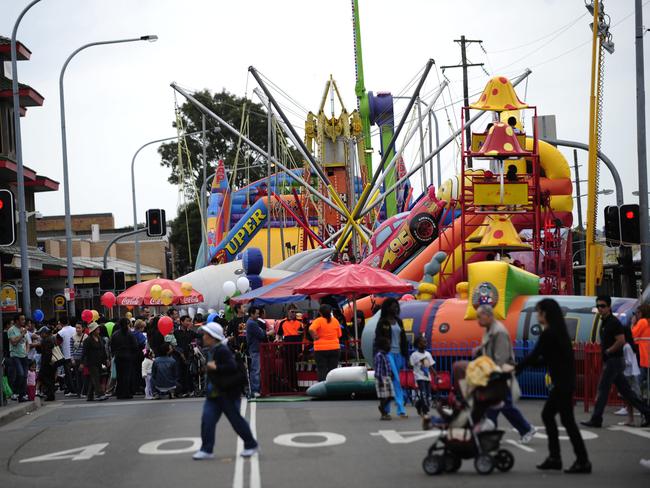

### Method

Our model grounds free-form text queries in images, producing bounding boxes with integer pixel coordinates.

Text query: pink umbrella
[116,278,204,307]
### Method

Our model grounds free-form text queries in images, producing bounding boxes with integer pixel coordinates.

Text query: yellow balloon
[150,284,162,300]
[161,289,174,306]
[91,310,99,322]
[125,312,133,320]
[180,282,193,297]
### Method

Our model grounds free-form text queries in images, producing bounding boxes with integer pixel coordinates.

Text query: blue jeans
[486,391,532,436]
[200,396,258,453]
[249,352,260,394]
[387,352,406,416]
[10,356,29,397]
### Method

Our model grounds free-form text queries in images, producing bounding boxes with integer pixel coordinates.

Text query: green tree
[170,200,202,277]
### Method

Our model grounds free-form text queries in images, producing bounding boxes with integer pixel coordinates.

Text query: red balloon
[158,316,173,336]
[401,294,415,302]
[101,292,116,308]
[81,309,93,323]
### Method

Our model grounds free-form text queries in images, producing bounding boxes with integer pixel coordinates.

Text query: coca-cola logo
[179,296,200,304]
[119,297,142,306]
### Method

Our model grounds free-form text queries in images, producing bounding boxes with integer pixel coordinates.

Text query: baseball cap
[199,322,227,342]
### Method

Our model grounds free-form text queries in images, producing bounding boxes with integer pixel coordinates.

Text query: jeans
[591,356,650,423]
[200,396,258,453]
[416,379,431,415]
[387,353,406,416]
[10,356,29,397]
[543,387,588,463]
[486,390,532,436]
[314,349,340,382]
[249,352,261,394]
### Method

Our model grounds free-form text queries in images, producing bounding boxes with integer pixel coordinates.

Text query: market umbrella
[116,278,204,307]
[294,264,414,359]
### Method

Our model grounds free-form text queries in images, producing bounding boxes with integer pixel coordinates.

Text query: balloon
[35,287,44,297]
[236,276,250,294]
[188,307,196,319]
[206,312,218,323]
[125,312,133,320]
[160,289,174,306]
[150,284,162,300]
[158,316,173,336]
[33,309,44,322]
[101,291,116,308]
[105,321,115,336]
[81,309,93,323]
[401,294,415,302]
[91,310,99,322]
[222,281,236,297]
[180,282,193,297]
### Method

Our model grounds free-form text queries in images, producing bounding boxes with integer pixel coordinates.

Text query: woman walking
[309,304,341,381]
[80,323,108,402]
[374,298,409,418]
[516,298,591,474]
[110,318,139,399]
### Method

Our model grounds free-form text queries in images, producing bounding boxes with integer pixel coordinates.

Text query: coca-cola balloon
[158,316,173,336]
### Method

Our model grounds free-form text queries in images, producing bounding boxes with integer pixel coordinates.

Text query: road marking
[505,439,535,453]
[20,443,109,463]
[233,398,247,488]
[370,430,441,444]
[273,432,346,448]
[608,425,650,439]
[527,426,598,441]
[250,401,260,488]
[58,398,203,409]
[138,437,201,455]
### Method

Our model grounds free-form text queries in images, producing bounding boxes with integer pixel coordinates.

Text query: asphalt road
[0,396,648,488]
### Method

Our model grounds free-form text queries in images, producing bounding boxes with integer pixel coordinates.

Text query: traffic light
[619,204,640,245]
[603,205,620,247]
[114,271,126,291]
[99,269,115,291]
[146,209,166,237]
[0,189,16,246]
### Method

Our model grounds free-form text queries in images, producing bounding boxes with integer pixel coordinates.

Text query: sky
[2,0,649,230]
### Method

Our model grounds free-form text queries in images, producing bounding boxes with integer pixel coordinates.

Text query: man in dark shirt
[226,303,248,351]
[581,295,650,428]
[245,306,273,397]
[174,315,199,395]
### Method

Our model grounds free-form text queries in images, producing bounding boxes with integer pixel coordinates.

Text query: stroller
[422,371,515,476]
[188,341,207,397]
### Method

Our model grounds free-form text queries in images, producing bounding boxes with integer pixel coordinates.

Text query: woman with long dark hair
[516,298,591,474]
[309,304,341,381]
[110,318,139,399]
[374,298,409,418]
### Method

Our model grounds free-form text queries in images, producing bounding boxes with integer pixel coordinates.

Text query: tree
[169,200,202,277]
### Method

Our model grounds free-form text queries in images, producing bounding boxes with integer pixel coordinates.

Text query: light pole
[60,35,157,315]
[11,0,44,318]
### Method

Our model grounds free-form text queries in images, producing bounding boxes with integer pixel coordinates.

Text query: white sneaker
[613,407,628,416]
[192,450,215,460]
[252,393,261,398]
[520,427,537,444]
[640,459,650,470]
[10,394,18,401]
[240,447,258,458]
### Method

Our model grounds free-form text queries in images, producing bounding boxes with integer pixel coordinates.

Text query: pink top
[27,370,36,386]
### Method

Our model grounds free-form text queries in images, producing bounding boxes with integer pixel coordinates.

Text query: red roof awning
[0,40,32,62]
[0,87,44,107]
[24,176,59,192]
[0,159,36,181]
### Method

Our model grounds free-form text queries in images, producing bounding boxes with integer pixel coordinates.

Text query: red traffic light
[625,210,635,220]
[0,200,3,210]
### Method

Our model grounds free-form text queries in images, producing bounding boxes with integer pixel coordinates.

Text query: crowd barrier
[259,340,627,412]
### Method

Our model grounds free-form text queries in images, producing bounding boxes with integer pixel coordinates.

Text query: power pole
[441,35,484,168]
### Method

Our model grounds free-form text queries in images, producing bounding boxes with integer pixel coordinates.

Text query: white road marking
[58,398,203,409]
[527,426,598,441]
[505,439,536,453]
[250,401,261,488]
[20,443,109,463]
[138,437,201,455]
[233,398,247,488]
[608,425,650,439]
[370,429,441,444]
[273,432,346,448]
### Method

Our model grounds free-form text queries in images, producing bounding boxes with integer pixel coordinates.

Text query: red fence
[259,340,626,412]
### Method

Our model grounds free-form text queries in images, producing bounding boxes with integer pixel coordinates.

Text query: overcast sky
[2,0,649,229]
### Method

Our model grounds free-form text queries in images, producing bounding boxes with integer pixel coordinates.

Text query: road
[0,397,648,488]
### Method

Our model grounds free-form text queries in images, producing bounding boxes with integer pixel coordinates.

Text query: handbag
[50,345,64,366]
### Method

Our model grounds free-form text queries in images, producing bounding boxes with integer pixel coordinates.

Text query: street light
[60,36,157,316]
[575,188,613,198]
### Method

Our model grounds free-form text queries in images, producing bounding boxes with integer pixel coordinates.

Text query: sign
[54,294,66,312]
[64,287,75,301]
[1,283,18,312]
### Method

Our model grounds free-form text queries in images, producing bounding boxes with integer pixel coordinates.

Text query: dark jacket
[246,318,266,354]
[206,343,240,397]
[374,317,409,358]
[110,331,139,359]
[81,336,107,367]
[151,356,178,391]
[516,327,575,392]
[174,328,199,357]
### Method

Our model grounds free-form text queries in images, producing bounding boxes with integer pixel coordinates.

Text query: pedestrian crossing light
[0,189,16,246]
[619,204,640,245]
[146,209,166,237]
[603,205,620,248]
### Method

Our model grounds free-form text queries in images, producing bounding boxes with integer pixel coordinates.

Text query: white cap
[199,322,227,342]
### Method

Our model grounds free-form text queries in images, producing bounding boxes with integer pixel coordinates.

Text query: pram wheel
[422,454,444,475]
[474,454,495,475]
[495,449,514,472]
[443,452,461,473]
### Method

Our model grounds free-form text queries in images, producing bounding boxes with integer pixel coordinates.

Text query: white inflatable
[325,366,368,384]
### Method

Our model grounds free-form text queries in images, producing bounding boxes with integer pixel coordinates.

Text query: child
[410,336,435,417]
[618,327,642,426]
[374,336,394,420]
[142,349,154,400]
[152,342,178,399]
[26,362,37,401]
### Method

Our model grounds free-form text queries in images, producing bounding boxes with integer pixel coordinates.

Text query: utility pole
[635,0,649,289]
[441,35,484,168]
[574,150,584,231]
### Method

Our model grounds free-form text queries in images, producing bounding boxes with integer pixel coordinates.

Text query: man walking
[475,305,537,443]
[581,296,650,428]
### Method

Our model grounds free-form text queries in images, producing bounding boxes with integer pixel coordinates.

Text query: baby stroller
[188,341,207,397]
[422,371,515,476]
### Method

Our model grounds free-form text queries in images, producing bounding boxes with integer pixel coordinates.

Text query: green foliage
[169,200,202,277]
